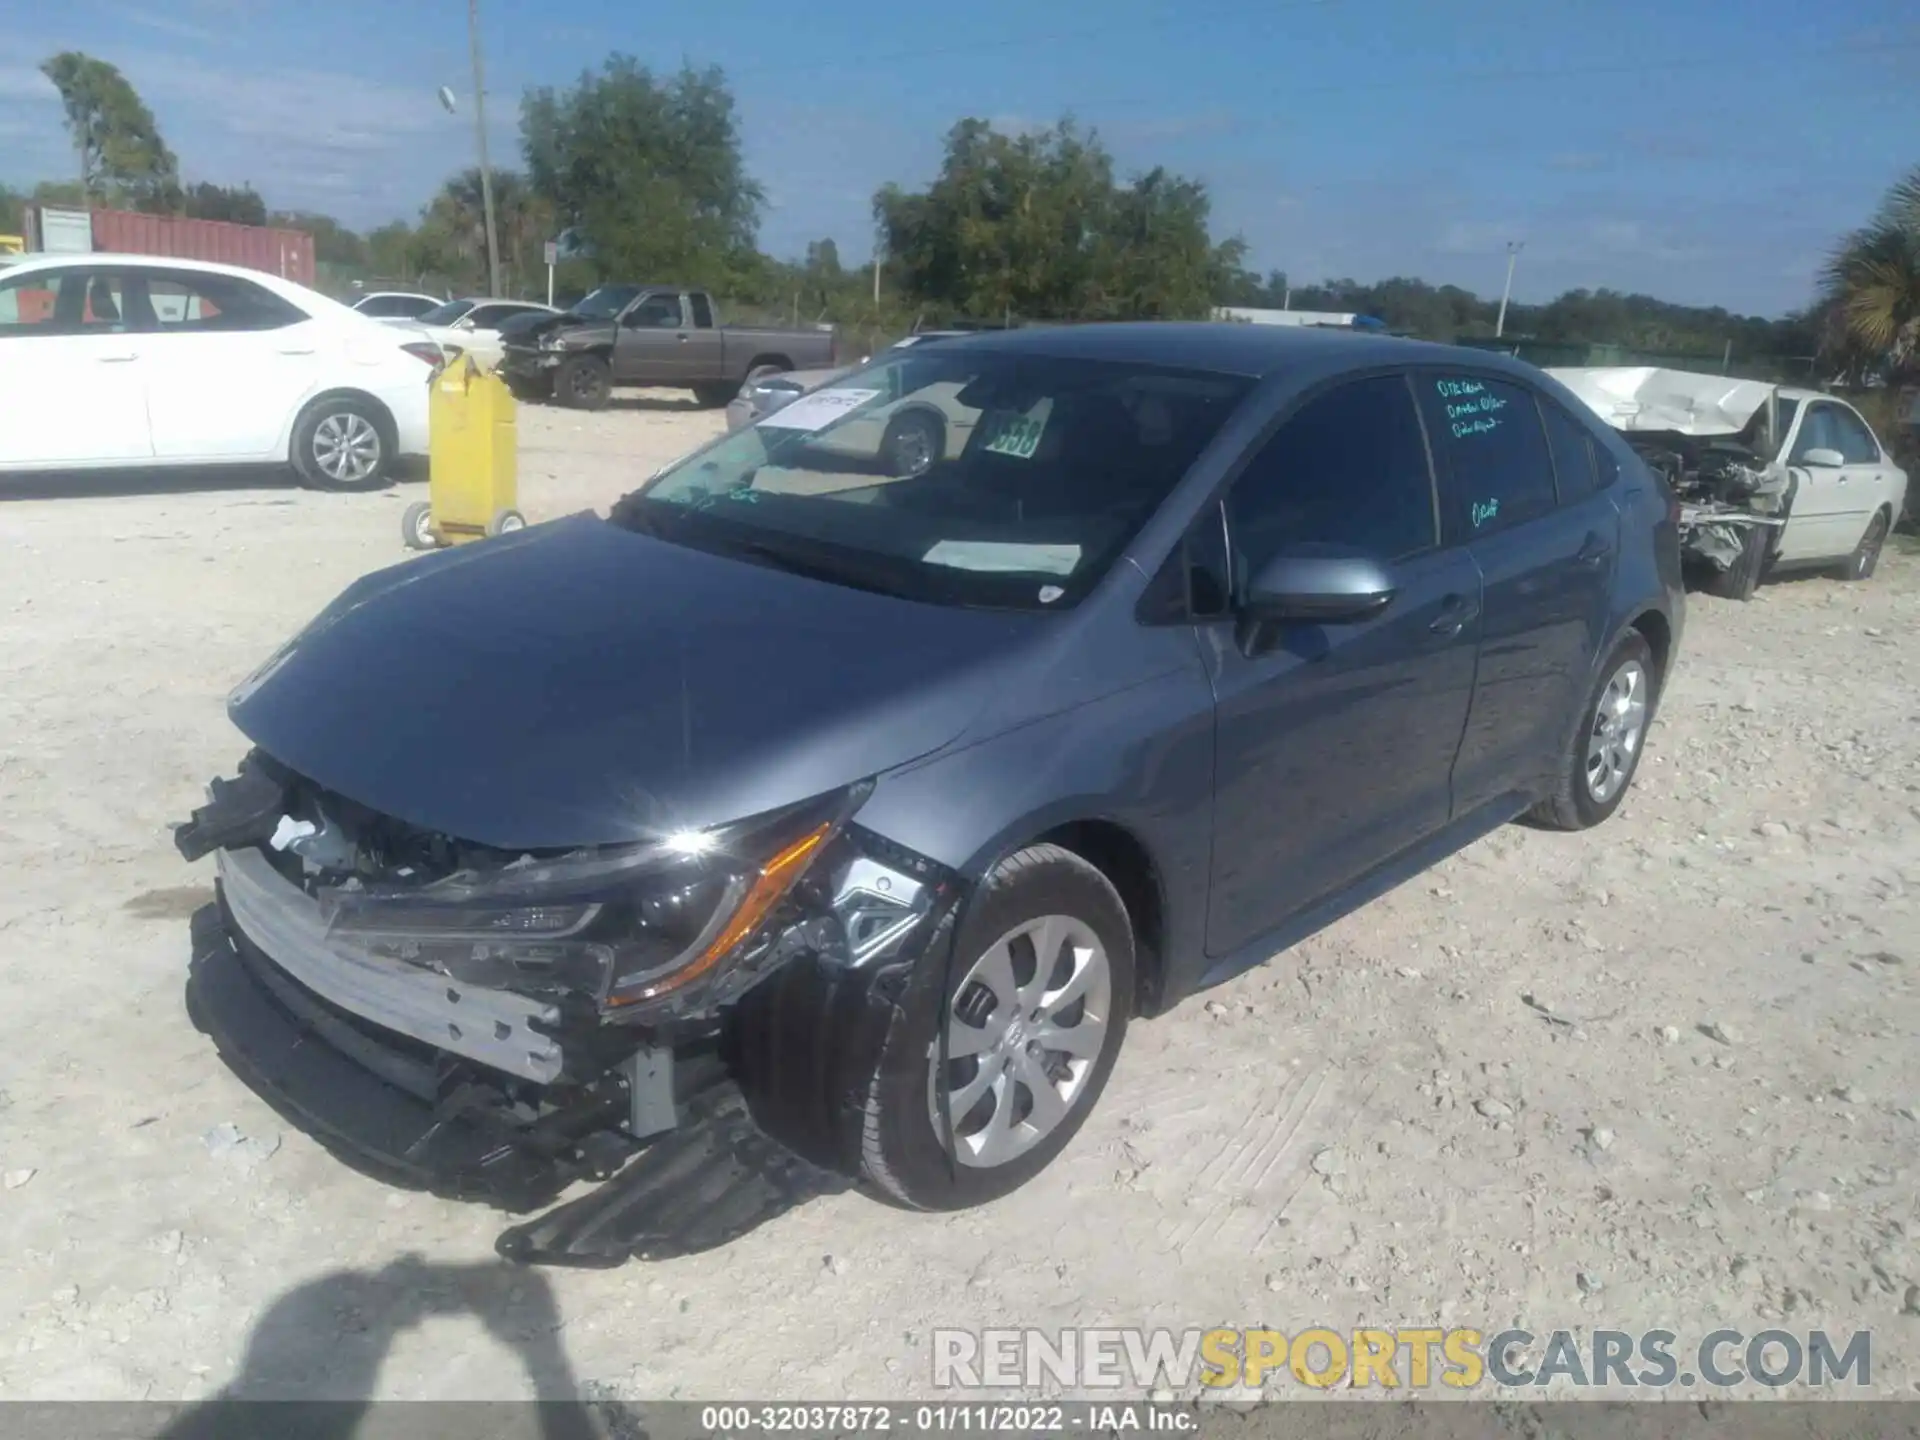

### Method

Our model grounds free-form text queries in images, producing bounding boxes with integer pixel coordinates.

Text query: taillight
[400,342,442,365]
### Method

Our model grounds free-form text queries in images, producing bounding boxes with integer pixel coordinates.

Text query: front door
[1774,401,1865,562]
[1203,372,1481,958]
[0,267,152,467]
[1414,371,1619,811]
[612,291,691,384]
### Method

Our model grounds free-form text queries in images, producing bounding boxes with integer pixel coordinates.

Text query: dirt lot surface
[3,395,1918,1404]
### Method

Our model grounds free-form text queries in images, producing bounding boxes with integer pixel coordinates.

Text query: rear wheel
[400,501,436,550]
[1838,509,1889,582]
[555,356,612,410]
[859,844,1133,1210]
[290,397,392,491]
[486,508,527,538]
[1529,630,1657,831]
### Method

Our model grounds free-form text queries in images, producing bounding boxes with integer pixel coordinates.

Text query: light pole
[1494,240,1524,339]
[467,0,502,297]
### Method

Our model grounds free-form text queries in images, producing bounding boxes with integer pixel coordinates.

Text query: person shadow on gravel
[150,1254,620,1440]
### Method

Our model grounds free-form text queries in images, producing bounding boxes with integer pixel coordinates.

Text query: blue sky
[2,0,1916,315]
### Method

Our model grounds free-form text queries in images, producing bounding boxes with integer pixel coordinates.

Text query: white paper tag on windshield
[922,540,1083,576]
[757,388,881,432]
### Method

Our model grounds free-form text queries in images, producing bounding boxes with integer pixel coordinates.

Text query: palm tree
[420,168,555,297]
[1822,165,1920,381]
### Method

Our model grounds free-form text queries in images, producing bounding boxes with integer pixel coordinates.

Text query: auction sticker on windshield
[981,410,1048,459]
[923,539,1083,575]
[757,388,882,433]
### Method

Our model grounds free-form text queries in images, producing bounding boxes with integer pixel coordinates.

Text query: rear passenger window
[1539,399,1599,500]
[1226,374,1437,580]
[1418,375,1557,539]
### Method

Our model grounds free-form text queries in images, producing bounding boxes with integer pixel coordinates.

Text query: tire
[1703,522,1767,601]
[1528,630,1657,832]
[554,355,612,411]
[486,508,527,538]
[859,844,1134,1210]
[881,410,945,478]
[1837,509,1890,582]
[692,381,737,408]
[290,397,392,491]
[400,500,436,551]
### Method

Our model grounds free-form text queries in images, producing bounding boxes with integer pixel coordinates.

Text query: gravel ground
[2,395,1917,1403]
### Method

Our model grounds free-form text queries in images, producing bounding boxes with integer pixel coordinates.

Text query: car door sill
[1192,790,1533,995]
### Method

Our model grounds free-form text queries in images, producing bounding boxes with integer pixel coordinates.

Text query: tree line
[3,49,1915,391]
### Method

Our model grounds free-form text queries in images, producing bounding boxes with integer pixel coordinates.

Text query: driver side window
[628,293,683,329]
[1790,404,1841,463]
[1225,374,1437,592]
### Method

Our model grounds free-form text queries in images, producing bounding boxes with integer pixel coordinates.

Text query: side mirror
[1798,447,1845,468]
[1243,546,1397,623]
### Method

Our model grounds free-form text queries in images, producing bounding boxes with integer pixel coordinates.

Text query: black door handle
[1575,533,1613,568]
[1429,593,1479,637]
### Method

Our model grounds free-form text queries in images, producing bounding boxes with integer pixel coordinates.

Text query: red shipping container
[52,207,316,289]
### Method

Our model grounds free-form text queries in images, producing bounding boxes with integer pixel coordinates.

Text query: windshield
[611,348,1252,610]
[418,299,476,326]
[572,285,642,320]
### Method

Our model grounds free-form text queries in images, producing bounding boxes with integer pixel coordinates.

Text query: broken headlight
[318,785,868,1015]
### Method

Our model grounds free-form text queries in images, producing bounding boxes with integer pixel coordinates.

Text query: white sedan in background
[0,254,439,490]
[392,296,560,370]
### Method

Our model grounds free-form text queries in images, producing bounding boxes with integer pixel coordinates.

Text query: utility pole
[468,0,503,297]
[1494,240,1524,339]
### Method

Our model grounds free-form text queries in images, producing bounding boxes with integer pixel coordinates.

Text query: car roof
[3,252,304,284]
[933,320,1502,382]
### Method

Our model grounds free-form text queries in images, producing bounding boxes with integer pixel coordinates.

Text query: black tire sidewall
[558,357,611,409]
[1568,631,1656,828]
[863,846,1134,1210]
[292,398,389,491]
[1850,513,1888,581]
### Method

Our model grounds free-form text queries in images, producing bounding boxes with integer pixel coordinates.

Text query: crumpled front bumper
[186,896,632,1211]
[216,845,568,1083]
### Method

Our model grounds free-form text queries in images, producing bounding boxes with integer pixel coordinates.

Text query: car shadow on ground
[0,459,426,503]
[148,1256,622,1438]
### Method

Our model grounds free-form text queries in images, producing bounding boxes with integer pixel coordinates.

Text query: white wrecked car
[1550,367,1908,599]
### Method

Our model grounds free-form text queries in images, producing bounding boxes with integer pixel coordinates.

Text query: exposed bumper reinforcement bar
[216,845,566,1084]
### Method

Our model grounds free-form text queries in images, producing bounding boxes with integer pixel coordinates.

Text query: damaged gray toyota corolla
[176,323,1684,1263]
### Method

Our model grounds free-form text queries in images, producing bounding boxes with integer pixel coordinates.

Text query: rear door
[1828,401,1895,552]
[0,266,153,467]
[612,290,690,383]
[1415,370,1618,814]
[1202,372,1482,957]
[137,268,324,461]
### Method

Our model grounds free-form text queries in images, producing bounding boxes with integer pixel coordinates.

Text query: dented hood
[1547,366,1777,437]
[227,513,1036,850]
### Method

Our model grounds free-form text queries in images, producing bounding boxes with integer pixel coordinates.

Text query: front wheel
[882,411,944,478]
[555,355,612,410]
[859,844,1133,1210]
[1837,509,1889,582]
[1529,630,1657,831]
[400,500,437,550]
[291,398,391,491]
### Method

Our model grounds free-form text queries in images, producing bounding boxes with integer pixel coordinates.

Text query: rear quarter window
[1416,373,1558,540]
[1539,397,1602,500]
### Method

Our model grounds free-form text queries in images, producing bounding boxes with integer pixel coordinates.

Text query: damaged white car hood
[1547,366,1776,436]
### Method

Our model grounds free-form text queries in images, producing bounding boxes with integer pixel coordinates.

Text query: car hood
[228,514,1038,850]
[505,312,610,348]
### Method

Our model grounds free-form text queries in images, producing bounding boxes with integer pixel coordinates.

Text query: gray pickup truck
[499,284,839,410]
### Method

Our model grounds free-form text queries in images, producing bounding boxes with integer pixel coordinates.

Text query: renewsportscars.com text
[932,1326,1872,1391]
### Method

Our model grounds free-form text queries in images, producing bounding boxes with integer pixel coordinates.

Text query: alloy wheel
[312,413,381,484]
[1585,658,1648,804]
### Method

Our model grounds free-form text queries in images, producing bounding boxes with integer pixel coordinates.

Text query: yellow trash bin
[402,355,524,550]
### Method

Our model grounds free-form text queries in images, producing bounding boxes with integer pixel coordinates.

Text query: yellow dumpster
[402,355,525,550]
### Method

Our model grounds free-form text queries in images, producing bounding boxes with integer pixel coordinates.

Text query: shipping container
[25,205,316,288]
